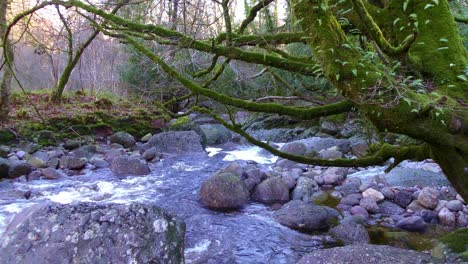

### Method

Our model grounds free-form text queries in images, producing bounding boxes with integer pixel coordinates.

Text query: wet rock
[104,148,125,163]
[384,167,449,187]
[318,146,343,160]
[0,203,185,264]
[142,131,205,153]
[340,193,362,206]
[379,201,405,216]
[439,187,458,201]
[330,223,370,245]
[438,208,456,226]
[8,161,32,178]
[0,145,10,158]
[222,162,244,178]
[47,158,60,169]
[73,145,97,159]
[66,157,88,170]
[320,121,339,135]
[109,131,136,148]
[362,188,385,202]
[15,150,26,159]
[351,142,368,157]
[380,187,395,200]
[359,197,380,214]
[279,142,307,156]
[281,173,296,189]
[457,214,467,227]
[200,173,250,210]
[421,209,438,224]
[18,141,41,154]
[0,158,10,178]
[292,177,319,201]
[90,157,109,169]
[63,139,81,150]
[418,187,440,209]
[200,124,232,145]
[243,168,265,192]
[446,200,464,212]
[110,156,150,176]
[297,244,431,264]
[142,147,161,161]
[41,168,63,180]
[396,216,427,232]
[27,156,47,168]
[435,200,448,213]
[350,206,368,217]
[252,177,289,203]
[407,200,425,213]
[335,181,360,196]
[27,170,42,181]
[322,167,347,185]
[274,200,337,231]
[393,190,413,208]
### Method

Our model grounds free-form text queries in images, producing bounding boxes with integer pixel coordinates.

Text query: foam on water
[223,146,277,164]
[185,239,212,253]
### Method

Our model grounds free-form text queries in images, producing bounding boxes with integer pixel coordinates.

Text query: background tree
[0,0,13,121]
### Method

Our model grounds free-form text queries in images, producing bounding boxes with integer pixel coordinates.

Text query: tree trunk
[0,0,13,121]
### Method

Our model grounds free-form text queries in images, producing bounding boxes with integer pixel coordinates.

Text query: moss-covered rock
[440,228,468,260]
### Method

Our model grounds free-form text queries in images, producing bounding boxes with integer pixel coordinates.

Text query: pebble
[362,188,384,202]
[445,200,463,212]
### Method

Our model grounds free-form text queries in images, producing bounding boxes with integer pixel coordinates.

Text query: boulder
[278,141,307,156]
[27,156,47,168]
[322,167,347,185]
[446,200,464,212]
[252,177,290,203]
[418,187,440,209]
[340,193,363,206]
[110,155,150,176]
[109,131,136,148]
[438,207,456,226]
[243,168,265,192]
[0,203,185,264]
[0,145,10,158]
[362,188,385,202]
[393,190,413,208]
[8,161,32,178]
[66,157,88,170]
[141,133,152,142]
[359,197,380,214]
[330,223,370,245]
[396,216,427,232]
[63,139,81,150]
[200,124,232,145]
[292,177,319,201]
[142,131,205,153]
[89,157,109,169]
[142,148,162,161]
[379,201,405,216]
[222,162,244,178]
[350,206,369,217]
[0,158,10,178]
[274,200,337,231]
[318,146,343,160]
[200,173,250,210]
[41,168,63,180]
[320,121,339,135]
[297,244,431,264]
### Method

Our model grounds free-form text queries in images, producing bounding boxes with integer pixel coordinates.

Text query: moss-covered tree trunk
[292,0,468,199]
[0,0,13,121]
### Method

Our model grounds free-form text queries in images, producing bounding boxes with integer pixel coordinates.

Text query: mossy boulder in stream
[200,173,250,210]
[440,228,468,260]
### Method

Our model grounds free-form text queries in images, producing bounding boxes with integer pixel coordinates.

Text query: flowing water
[0,143,336,264]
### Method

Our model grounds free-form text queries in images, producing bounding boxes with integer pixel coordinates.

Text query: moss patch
[440,228,468,260]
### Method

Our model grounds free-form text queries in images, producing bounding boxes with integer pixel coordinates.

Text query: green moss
[440,228,468,258]
[0,130,16,144]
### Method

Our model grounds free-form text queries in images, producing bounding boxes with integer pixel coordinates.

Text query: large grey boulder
[142,131,205,153]
[0,203,185,264]
[200,173,250,210]
[109,131,136,148]
[8,161,32,178]
[274,200,338,231]
[110,155,150,176]
[200,124,232,145]
[252,177,290,203]
[297,244,431,264]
